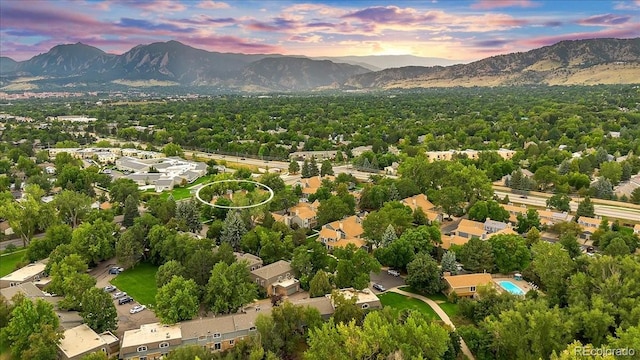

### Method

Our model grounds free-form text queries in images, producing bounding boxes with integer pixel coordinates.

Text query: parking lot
[369,269,406,293]
[92,260,159,337]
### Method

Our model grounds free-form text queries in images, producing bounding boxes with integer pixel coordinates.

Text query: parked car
[130,305,146,314]
[112,291,127,299]
[103,285,116,292]
[118,296,134,305]
[387,269,400,277]
[109,267,124,275]
[373,283,386,292]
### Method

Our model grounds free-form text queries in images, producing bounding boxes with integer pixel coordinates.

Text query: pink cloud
[471,0,539,9]
[288,34,323,43]
[519,23,640,48]
[176,35,284,54]
[577,14,632,26]
[125,0,187,13]
[197,1,230,10]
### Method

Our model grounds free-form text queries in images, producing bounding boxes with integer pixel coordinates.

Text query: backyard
[0,250,26,278]
[109,262,159,306]
[399,286,460,320]
[378,292,439,320]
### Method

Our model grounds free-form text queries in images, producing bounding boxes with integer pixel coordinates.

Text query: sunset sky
[2,0,639,61]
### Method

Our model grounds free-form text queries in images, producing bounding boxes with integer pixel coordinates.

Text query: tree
[599,161,622,185]
[406,253,444,294]
[205,261,257,314]
[576,197,595,218]
[441,251,458,275]
[46,254,96,310]
[334,244,381,290]
[399,225,442,254]
[459,237,494,273]
[115,229,143,269]
[631,187,640,205]
[5,297,63,360]
[147,196,176,223]
[362,201,413,247]
[516,208,541,234]
[381,224,397,246]
[175,200,202,233]
[0,186,48,246]
[309,157,319,176]
[604,237,631,256]
[533,165,558,191]
[320,160,334,176]
[374,237,415,272]
[559,233,581,258]
[332,291,364,325]
[467,200,509,222]
[316,196,350,226]
[80,287,118,333]
[488,234,530,274]
[432,186,465,219]
[80,352,110,360]
[525,227,541,247]
[546,193,571,212]
[288,159,300,174]
[258,301,322,357]
[70,219,117,266]
[162,142,184,157]
[220,211,247,250]
[184,249,218,287]
[301,159,311,178]
[309,270,332,298]
[156,260,186,288]
[156,275,200,324]
[25,223,72,263]
[122,194,139,227]
[109,178,139,204]
[590,177,614,199]
[53,190,92,228]
[530,242,574,306]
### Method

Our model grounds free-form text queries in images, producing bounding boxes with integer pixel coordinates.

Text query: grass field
[110,262,159,307]
[398,286,459,318]
[378,292,439,319]
[158,175,216,200]
[0,250,26,277]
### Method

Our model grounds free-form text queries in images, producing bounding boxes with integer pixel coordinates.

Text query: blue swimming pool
[499,281,525,295]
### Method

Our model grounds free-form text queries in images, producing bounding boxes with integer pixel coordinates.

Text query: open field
[378,292,439,319]
[157,174,216,200]
[398,286,459,318]
[109,262,159,307]
[0,250,26,277]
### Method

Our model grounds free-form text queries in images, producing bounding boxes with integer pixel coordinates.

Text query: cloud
[288,34,323,43]
[342,6,436,24]
[176,35,283,54]
[197,1,230,10]
[576,14,632,26]
[471,0,539,9]
[125,0,187,13]
[519,23,640,48]
[473,39,512,47]
[117,18,191,32]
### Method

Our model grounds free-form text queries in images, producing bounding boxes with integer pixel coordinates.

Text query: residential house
[318,215,366,250]
[95,151,118,164]
[0,282,48,302]
[578,216,608,240]
[384,162,399,176]
[537,209,572,227]
[277,201,319,229]
[58,324,119,360]
[119,323,182,360]
[296,175,335,198]
[154,178,175,192]
[351,145,373,157]
[180,311,263,353]
[451,219,516,243]
[501,203,528,224]
[250,260,299,296]
[441,235,471,250]
[333,288,382,311]
[234,252,263,271]
[0,221,13,237]
[400,194,442,223]
[443,273,493,298]
[497,148,516,160]
[291,296,336,320]
[289,150,338,160]
[634,224,640,235]
[0,261,47,289]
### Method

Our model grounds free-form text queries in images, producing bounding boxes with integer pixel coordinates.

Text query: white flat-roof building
[58,324,119,360]
[120,323,182,360]
[0,261,47,289]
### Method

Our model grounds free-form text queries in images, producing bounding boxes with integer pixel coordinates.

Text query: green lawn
[398,286,459,318]
[0,337,11,360]
[0,250,26,277]
[159,175,215,200]
[378,292,439,319]
[110,262,159,307]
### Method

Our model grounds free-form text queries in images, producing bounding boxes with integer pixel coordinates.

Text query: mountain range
[1,38,638,92]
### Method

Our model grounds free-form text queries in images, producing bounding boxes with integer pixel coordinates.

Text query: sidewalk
[388,288,475,360]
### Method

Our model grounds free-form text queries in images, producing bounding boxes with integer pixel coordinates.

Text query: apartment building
[250,260,299,296]
[318,215,367,250]
[400,194,443,223]
[0,261,47,289]
[58,324,119,360]
[119,323,182,360]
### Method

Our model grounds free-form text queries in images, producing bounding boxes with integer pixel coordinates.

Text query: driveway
[369,269,406,293]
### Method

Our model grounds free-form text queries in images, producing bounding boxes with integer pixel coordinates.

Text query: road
[494,190,640,222]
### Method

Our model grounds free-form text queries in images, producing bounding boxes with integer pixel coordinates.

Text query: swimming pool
[498,280,525,295]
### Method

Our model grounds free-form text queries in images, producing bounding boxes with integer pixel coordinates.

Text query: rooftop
[121,323,182,349]
[444,273,493,288]
[58,324,116,359]
[335,288,380,305]
[1,262,46,282]
[251,260,292,279]
[0,282,46,300]
[234,252,263,267]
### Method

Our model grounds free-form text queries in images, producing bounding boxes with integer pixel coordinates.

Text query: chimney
[339,222,343,230]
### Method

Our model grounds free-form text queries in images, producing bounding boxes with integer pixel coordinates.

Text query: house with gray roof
[250,260,299,296]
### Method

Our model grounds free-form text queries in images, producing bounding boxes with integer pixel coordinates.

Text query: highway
[494,191,640,223]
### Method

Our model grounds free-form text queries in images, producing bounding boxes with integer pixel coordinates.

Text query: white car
[130,305,146,314]
[112,291,127,299]
[387,269,400,277]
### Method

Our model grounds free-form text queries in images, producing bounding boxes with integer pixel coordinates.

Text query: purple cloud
[473,39,512,47]
[471,0,539,9]
[117,18,191,33]
[577,14,631,26]
[543,21,563,27]
[342,6,435,24]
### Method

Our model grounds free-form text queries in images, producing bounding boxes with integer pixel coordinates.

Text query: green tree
[515,208,541,234]
[175,200,202,233]
[590,177,614,199]
[25,223,72,262]
[156,275,200,324]
[362,201,413,247]
[576,197,595,218]
[316,196,350,226]
[116,229,143,269]
[441,251,458,275]
[258,301,322,357]
[205,261,257,314]
[184,249,218,287]
[546,193,571,212]
[406,253,444,294]
[374,237,415,272]
[147,196,176,223]
[334,244,381,290]
[162,143,184,157]
[533,165,558,191]
[122,194,139,227]
[301,159,311,178]
[381,224,397,246]
[458,237,494,273]
[320,160,334,176]
[220,211,247,250]
[525,227,541,247]
[109,178,139,204]
[309,157,319,176]
[0,186,48,246]
[309,270,332,298]
[488,234,530,273]
[467,200,509,222]
[432,186,465,219]
[399,225,442,254]
[599,161,622,185]
[53,190,92,228]
[80,352,109,360]
[332,291,364,325]
[70,219,117,266]
[80,287,118,333]
[5,297,63,360]
[156,260,186,288]
[531,241,574,306]
[559,233,582,259]
[288,159,300,174]
[603,237,631,256]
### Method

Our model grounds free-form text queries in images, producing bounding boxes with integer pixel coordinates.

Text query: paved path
[389,288,475,360]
